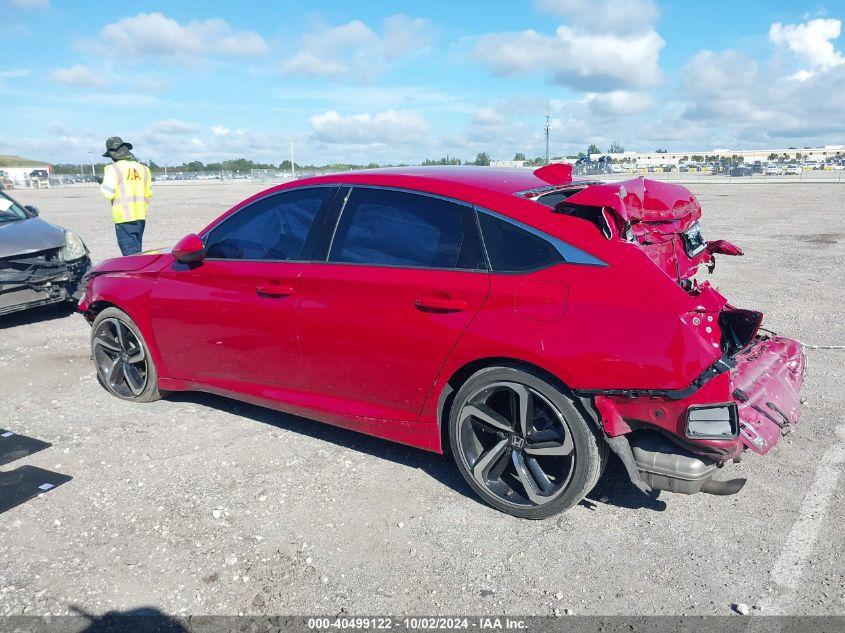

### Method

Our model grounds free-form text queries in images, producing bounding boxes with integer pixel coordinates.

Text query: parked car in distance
[28,169,50,188]
[764,164,782,176]
[729,165,753,177]
[0,190,91,316]
[785,164,803,175]
[79,165,806,518]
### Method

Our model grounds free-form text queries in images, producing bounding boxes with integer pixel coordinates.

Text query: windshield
[0,192,29,223]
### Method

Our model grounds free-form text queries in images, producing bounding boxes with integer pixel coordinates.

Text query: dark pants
[115,220,145,256]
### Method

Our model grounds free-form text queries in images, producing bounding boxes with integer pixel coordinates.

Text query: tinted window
[205,188,329,260]
[478,212,564,272]
[329,188,485,270]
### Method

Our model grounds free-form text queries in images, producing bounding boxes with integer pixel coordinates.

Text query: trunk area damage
[528,174,807,498]
[0,247,90,316]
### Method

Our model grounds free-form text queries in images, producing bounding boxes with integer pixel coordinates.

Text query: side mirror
[172,233,205,263]
[24,205,39,216]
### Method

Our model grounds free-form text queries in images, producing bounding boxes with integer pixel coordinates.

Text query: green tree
[587,144,601,155]
[513,152,526,161]
[474,152,491,166]
[607,142,624,153]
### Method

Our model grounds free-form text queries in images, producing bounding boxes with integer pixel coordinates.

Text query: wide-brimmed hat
[102,136,133,157]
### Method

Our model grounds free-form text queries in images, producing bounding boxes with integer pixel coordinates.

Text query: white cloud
[283,14,435,81]
[534,0,658,34]
[148,119,199,135]
[475,25,664,90]
[676,36,845,146]
[211,125,230,136]
[49,64,104,88]
[96,12,268,62]
[683,50,758,96]
[0,68,29,79]
[9,0,49,8]
[770,18,844,71]
[309,110,428,145]
[283,51,347,78]
[585,90,655,116]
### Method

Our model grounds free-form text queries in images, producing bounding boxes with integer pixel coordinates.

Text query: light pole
[290,138,296,179]
[87,151,96,178]
[544,113,551,165]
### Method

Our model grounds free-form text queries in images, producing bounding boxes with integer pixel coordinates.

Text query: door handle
[256,282,295,298]
[414,296,467,313]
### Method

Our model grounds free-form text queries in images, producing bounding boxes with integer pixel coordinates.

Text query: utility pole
[290,138,296,179]
[544,112,551,165]
[88,151,96,177]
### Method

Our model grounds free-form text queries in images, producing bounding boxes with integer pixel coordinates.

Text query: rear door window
[328,188,486,270]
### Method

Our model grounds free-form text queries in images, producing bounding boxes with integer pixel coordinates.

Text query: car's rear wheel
[449,366,606,519]
[91,307,161,402]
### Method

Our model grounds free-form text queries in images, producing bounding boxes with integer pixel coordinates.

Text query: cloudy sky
[1,0,843,165]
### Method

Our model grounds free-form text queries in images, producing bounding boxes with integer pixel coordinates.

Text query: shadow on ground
[168,391,655,515]
[0,302,77,330]
[71,606,188,632]
[167,391,479,504]
[582,455,667,512]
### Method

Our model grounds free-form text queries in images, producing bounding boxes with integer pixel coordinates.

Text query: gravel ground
[0,181,842,617]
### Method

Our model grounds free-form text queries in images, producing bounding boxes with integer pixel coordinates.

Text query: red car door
[296,187,490,422]
[149,187,336,390]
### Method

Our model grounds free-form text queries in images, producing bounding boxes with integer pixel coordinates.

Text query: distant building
[589,145,844,166]
[1,165,53,185]
[490,160,526,169]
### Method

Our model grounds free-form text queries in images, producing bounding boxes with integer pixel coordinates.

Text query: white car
[764,164,782,176]
[785,164,802,175]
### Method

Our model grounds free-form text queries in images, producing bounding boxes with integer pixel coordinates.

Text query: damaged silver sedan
[0,191,91,317]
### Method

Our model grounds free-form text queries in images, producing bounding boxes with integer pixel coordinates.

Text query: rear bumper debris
[731,336,806,455]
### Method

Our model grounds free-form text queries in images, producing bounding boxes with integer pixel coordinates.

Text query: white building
[0,165,53,185]
[590,145,844,166]
[490,160,526,168]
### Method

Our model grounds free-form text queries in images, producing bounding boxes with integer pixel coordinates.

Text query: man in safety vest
[100,136,152,255]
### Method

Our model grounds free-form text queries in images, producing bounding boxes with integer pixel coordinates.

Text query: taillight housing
[685,403,739,439]
[720,309,763,355]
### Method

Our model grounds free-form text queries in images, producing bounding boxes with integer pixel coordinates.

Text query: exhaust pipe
[628,432,745,497]
[700,477,747,496]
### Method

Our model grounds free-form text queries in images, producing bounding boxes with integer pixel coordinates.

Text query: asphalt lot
[0,180,843,617]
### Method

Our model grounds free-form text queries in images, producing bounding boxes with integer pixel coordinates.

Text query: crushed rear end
[527,173,807,496]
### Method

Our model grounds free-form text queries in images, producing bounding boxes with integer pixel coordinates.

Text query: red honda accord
[79,165,805,518]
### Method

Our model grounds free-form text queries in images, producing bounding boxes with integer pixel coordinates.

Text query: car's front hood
[91,253,166,274]
[0,217,66,258]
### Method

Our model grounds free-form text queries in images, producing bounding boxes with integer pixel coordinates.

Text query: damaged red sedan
[78,165,806,518]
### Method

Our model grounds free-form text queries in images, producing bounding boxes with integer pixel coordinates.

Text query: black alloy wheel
[450,367,606,518]
[91,307,161,402]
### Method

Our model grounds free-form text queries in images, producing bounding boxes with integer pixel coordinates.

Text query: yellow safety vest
[100,160,152,224]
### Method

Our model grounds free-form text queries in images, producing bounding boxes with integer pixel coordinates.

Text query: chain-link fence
[9,165,844,191]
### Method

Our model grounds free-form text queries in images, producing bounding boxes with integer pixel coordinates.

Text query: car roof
[296,166,560,196]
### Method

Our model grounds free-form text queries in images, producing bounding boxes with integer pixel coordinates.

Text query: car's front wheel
[90,307,161,402]
[449,366,607,519]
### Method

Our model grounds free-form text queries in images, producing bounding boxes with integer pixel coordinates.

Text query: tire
[448,366,607,519]
[90,307,162,403]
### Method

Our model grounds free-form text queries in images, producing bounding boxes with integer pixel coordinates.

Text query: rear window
[329,188,486,270]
